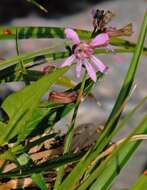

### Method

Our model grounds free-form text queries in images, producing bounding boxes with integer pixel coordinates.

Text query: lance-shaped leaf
[0,67,68,145]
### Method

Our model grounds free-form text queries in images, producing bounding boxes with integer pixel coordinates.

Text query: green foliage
[55,12,147,190]
[31,173,48,190]
[0,6,146,190]
[82,116,147,190]
[128,174,147,190]
[0,67,68,145]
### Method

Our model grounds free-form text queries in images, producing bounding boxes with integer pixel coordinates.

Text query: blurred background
[0,0,122,24]
[0,0,147,189]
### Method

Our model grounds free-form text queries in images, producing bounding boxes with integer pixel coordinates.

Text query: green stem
[54,72,87,190]
[64,72,87,152]
[15,28,26,73]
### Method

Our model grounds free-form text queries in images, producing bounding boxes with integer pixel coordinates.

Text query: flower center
[73,42,93,60]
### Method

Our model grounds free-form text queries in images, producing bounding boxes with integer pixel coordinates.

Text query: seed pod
[106,23,133,37]
[48,91,77,104]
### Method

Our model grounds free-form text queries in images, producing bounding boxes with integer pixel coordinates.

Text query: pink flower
[61,28,109,82]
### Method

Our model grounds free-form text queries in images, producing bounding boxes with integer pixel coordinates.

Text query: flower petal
[105,44,115,53]
[90,33,109,48]
[64,28,80,44]
[91,55,108,73]
[76,60,82,78]
[61,55,75,67]
[84,60,97,82]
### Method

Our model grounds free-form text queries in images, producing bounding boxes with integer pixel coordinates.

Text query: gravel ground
[0,0,147,189]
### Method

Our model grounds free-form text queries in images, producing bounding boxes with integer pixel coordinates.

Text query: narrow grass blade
[78,116,147,190]
[26,0,48,13]
[31,173,48,190]
[105,11,147,133]
[0,26,146,54]
[1,151,85,178]
[57,95,147,190]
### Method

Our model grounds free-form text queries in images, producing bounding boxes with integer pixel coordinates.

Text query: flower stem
[53,72,87,190]
[15,28,26,78]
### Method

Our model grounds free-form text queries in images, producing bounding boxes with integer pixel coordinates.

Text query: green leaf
[128,174,147,190]
[31,173,48,190]
[17,107,52,142]
[0,27,90,40]
[2,151,85,178]
[0,144,23,160]
[24,133,57,152]
[110,37,147,55]
[0,26,146,55]
[25,70,76,88]
[0,67,68,145]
